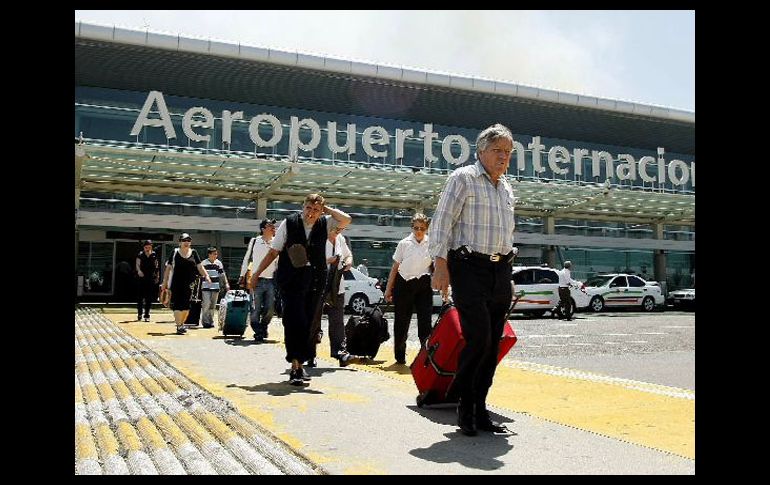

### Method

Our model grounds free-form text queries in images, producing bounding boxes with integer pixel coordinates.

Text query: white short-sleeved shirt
[558,268,573,287]
[326,234,352,294]
[393,233,432,281]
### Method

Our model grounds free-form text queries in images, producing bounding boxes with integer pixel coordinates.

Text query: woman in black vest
[249,194,352,385]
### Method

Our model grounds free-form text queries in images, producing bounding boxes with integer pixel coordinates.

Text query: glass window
[512,269,534,285]
[609,276,627,288]
[534,269,558,284]
[627,276,645,287]
[343,270,355,280]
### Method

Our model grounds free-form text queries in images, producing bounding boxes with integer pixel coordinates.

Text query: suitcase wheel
[416,393,426,408]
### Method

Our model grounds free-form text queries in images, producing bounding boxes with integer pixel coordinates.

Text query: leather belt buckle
[489,254,501,262]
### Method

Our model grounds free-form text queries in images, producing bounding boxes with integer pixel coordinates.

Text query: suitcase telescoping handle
[424,342,456,377]
[423,290,524,375]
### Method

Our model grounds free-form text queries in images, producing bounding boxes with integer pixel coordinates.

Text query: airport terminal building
[75,21,695,301]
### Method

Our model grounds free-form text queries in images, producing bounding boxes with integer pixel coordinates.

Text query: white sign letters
[131,91,695,187]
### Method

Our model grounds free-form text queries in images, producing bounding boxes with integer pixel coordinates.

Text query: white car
[510,266,590,318]
[583,273,665,312]
[667,288,695,310]
[342,268,384,313]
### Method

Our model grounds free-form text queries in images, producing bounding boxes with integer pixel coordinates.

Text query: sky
[74,10,694,112]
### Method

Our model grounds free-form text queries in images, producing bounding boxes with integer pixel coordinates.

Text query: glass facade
[75,85,694,298]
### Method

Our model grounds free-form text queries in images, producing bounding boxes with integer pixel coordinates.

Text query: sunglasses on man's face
[412,226,427,231]
[181,239,192,242]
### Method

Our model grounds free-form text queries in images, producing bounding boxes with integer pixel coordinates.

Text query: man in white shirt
[310,226,354,366]
[384,214,433,365]
[240,218,279,341]
[557,261,576,321]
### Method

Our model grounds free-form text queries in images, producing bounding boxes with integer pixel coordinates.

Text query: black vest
[275,212,328,292]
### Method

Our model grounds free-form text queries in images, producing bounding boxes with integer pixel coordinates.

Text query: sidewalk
[78,308,695,474]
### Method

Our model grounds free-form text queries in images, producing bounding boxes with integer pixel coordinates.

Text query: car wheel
[589,296,604,312]
[349,293,369,314]
[641,296,655,312]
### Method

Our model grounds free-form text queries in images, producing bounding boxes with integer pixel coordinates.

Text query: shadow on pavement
[408,431,514,470]
[227,382,324,396]
[379,363,412,375]
[406,405,515,428]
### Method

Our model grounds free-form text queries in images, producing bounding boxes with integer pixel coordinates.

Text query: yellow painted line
[116,421,144,451]
[343,463,387,475]
[75,423,99,460]
[135,416,169,450]
[192,409,236,442]
[81,382,100,404]
[94,423,121,456]
[115,341,328,469]
[154,413,190,449]
[75,378,83,404]
[487,365,694,459]
[121,373,150,398]
[175,411,217,447]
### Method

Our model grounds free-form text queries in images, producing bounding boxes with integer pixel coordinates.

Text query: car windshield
[585,275,614,287]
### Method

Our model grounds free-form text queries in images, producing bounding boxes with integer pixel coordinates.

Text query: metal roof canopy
[75,26,694,155]
[77,142,694,226]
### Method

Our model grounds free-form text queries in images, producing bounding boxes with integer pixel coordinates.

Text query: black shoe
[395,357,406,365]
[176,326,187,335]
[338,353,352,367]
[144,317,150,322]
[457,401,477,436]
[137,316,143,322]
[306,358,317,368]
[476,409,508,433]
[476,418,508,433]
[288,369,303,386]
[254,335,265,342]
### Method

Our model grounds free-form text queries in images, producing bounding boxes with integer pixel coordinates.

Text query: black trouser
[447,253,512,409]
[557,287,573,319]
[136,278,156,318]
[279,269,313,364]
[279,268,325,364]
[393,273,433,361]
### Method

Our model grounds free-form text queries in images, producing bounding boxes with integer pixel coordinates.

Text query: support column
[255,198,267,220]
[652,223,667,295]
[542,216,556,267]
[75,145,85,302]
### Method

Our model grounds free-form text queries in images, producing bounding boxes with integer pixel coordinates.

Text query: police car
[583,273,665,312]
[342,268,384,313]
[510,265,590,318]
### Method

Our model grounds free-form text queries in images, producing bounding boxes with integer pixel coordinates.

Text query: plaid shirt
[429,161,516,259]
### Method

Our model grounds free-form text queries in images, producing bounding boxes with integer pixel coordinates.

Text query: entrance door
[114,242,142,303]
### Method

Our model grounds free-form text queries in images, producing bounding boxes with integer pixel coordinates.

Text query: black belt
[450,247,514,264]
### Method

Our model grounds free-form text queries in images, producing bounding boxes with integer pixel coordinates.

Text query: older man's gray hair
[475,123,514,155]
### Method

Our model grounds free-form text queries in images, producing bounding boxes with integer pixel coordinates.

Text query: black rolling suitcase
[344,305,389,359]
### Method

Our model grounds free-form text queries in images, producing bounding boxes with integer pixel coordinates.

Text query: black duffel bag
[345,305,389,359]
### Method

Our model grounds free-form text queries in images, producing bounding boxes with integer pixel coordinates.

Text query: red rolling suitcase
[411,301,518,407]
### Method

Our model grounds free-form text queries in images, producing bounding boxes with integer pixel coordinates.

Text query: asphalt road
[367,308,695,390]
